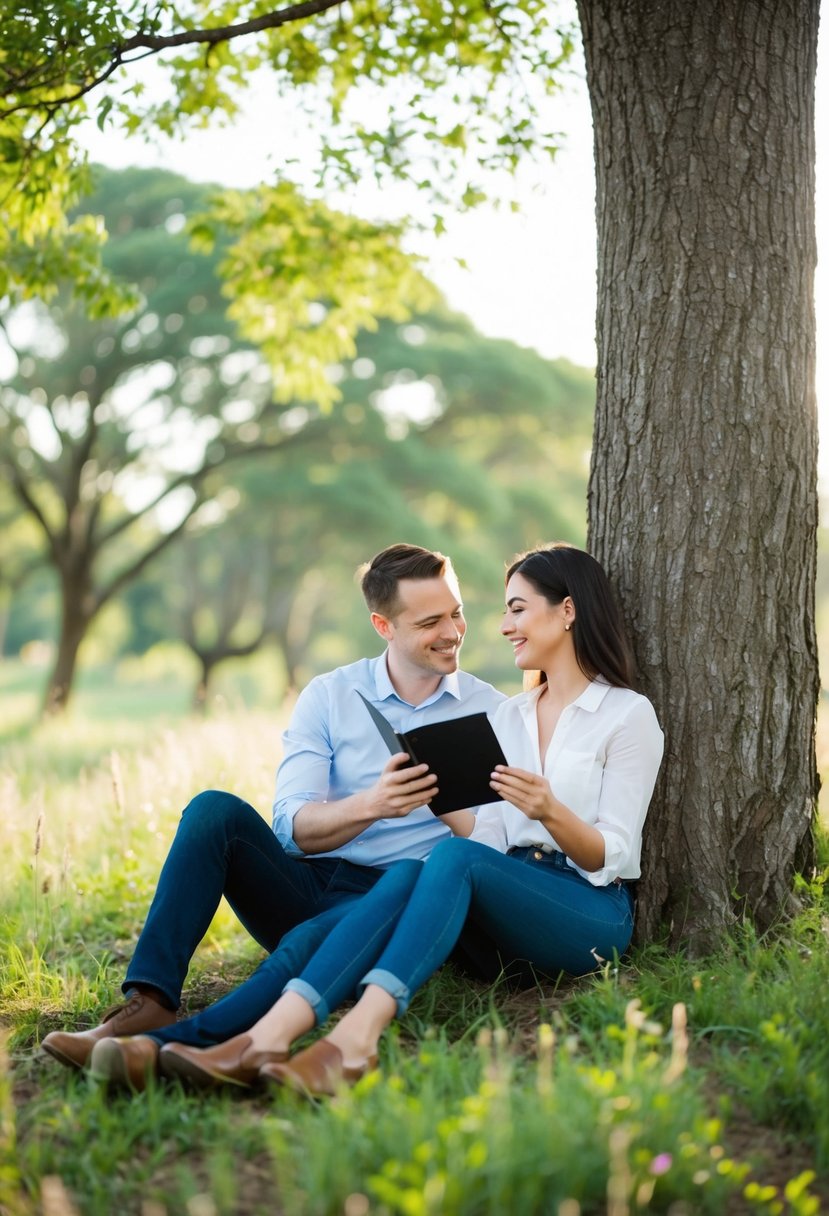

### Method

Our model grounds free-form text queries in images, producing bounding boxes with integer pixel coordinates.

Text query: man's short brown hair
[359,543,453,618]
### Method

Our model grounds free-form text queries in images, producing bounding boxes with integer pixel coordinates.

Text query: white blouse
[470,680,664,886]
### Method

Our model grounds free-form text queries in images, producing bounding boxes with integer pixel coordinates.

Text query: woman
[92,544,663,1094]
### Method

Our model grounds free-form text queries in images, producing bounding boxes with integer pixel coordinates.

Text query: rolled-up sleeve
[585,698,664,886]
[272,681,333,855]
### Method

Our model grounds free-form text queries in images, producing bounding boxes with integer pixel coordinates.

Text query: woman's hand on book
[489,765,553,822]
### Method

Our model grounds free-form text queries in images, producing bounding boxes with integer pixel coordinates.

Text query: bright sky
[77,4,829,482]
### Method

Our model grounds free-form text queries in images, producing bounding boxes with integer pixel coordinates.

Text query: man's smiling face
[376,574,467,682]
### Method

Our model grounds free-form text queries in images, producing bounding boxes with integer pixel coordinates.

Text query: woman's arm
[490,697,664,878]
[489,767,606,871]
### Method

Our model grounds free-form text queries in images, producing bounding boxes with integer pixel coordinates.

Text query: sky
[76,3,829,480]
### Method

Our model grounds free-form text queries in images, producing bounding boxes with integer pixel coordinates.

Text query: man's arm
[292,753,438,854]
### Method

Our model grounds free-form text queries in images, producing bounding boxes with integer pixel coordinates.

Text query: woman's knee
[425,834,481,877]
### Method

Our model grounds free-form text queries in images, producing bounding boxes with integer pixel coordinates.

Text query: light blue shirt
[272,653,505,867]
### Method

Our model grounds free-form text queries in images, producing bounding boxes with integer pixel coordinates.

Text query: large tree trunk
[577,0,820,945]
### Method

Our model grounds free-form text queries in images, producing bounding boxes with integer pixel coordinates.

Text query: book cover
[357,691,507,814]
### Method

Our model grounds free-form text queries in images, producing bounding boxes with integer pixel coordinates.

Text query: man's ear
[371,612,394,642]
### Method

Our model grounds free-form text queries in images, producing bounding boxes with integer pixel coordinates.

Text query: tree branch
[94,499,202,611]
[97,414,329,547]
[7,465,59,560]
[192,627,271,666]
[118,0,344,53]
[1,0,346,119]
[63,409,99,523]
[0,55,126,118]
[96,467,201,545]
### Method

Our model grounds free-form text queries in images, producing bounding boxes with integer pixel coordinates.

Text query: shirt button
[533,850,543,861]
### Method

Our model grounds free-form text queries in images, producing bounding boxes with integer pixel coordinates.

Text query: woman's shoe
[158,1034,288,1089]
[259,1038,378,1098]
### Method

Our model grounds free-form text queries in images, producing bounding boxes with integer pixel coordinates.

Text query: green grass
[1,678,828,1215]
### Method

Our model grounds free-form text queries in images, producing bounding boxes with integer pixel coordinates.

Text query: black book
[357,691,507,814]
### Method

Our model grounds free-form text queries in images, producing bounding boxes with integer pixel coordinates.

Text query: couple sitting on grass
[42,541,664,1097]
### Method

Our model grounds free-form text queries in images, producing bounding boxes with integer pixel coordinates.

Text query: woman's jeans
[124,789,386,1012]
[151,860,425,1047]
[361,837,635,1016]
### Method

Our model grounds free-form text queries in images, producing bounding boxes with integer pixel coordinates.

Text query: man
[42,543,504,1070]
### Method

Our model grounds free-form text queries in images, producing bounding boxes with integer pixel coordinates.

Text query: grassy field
[1,662,828,1215]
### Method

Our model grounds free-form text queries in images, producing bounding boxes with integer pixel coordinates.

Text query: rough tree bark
[577,0,821,944]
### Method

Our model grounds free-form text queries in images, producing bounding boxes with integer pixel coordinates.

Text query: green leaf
[96,95,115,131]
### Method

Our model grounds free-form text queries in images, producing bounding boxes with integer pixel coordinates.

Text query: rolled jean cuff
[359,968,411,1017]
[282,978,329,1025]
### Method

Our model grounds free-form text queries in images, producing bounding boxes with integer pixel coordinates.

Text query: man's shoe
[159,1034,288,1090]
[41,991,176,1071]
[88,1036,160,1092]
[260,1038,378,1098]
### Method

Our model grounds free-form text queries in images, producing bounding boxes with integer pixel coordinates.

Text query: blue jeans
[361,837,635,1015]
[123,789,384,1011]
[150,860,425,1046]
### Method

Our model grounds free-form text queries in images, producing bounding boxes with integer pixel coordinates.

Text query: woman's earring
[564,624,571,632]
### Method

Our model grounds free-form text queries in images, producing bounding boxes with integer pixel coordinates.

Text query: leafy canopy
[1,1,574,400]
[194,183,437,406]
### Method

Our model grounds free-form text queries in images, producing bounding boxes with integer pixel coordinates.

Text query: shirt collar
[575,678,612,712]
[373,652,462,704]
[525,676,611,714]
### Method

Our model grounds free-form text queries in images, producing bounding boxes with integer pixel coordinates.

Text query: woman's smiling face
[501,572,573,671]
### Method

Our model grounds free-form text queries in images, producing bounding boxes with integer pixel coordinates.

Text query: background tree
[577,0,820,942]
[0,165,432,712]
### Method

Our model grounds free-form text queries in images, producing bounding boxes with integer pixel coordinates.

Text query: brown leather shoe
[159,1034,289,1089]
[260,1038,378,1098]
[41,991,176,1071]
[88,1036,160,1091]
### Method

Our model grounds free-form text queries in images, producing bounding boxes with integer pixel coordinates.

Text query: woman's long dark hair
[507,544,635,689]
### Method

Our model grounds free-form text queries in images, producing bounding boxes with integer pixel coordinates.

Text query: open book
[357,691,507,814]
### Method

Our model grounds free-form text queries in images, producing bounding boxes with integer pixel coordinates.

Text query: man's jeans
[149,860,425,1047]
[126,789,503,1047]
[124,789,383,1012]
